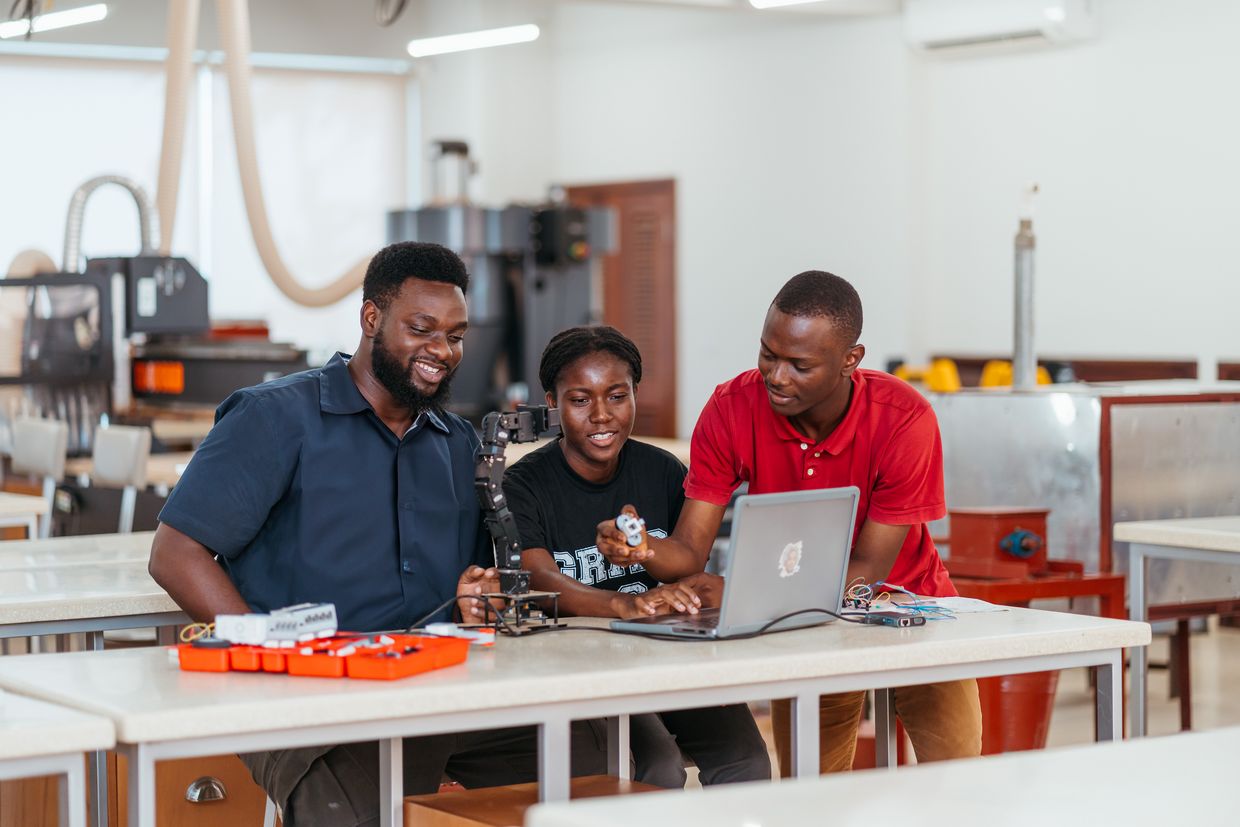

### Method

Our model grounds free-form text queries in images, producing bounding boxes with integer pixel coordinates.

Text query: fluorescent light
[407,23,539,58]
[749,0,828,8]
[0,3,108,39]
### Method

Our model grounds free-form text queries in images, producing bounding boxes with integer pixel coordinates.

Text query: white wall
[7,0,1240,433]
[541,4,917,434]
[913,0,1240,371]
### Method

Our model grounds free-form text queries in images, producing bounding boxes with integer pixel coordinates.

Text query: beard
[371,328,453,417]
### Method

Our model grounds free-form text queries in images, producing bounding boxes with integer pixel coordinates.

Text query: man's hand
[596,504,654,566]
[456,565,503,623]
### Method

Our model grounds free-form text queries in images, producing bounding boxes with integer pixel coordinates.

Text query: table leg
[606,715,631,780]
[790,692,820,778]
[60,759,87,827]
[1094,650,1122,741]
[874,688,897,769]
[538,718,571,802]
[1129,545,1147,737]
[126,746,155,827]
[378,737,402,827]
[86,633,107,827]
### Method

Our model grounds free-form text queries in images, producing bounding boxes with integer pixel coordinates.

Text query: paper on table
[932,597,1007,614]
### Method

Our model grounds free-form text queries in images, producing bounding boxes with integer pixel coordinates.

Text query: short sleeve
[683,392,741,506]
[664,454,688,526]
[157,391,299,558]
[866,406,946,526]
[501,466,549,552]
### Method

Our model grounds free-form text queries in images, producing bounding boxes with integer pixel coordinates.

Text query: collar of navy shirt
[317,351,451,436]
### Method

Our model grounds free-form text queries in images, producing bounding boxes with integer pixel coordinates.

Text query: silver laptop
[610,487,860,639]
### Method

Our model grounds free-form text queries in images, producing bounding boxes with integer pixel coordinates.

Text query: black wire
[406,594,522,636]
[605,607,864,642]
[407,601,866,642]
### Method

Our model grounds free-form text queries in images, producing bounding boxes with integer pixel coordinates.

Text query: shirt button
[807,468,815,476]
[814,452,821,458]
[800,443,808,450]
[401,561,413,573]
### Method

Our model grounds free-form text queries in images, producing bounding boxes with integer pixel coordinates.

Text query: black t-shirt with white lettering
[503,439,686,594]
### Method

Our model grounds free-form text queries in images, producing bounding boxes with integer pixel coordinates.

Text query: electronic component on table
[861,612,927,628]
[615,513,646,547]
[214,603,337,646]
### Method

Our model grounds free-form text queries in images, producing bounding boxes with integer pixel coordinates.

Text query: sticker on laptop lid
[778,540,803,578]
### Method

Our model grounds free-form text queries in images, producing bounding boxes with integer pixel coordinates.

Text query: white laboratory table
[0,607,1148,827]
[0,531,154,572]
[0,557,184,640]
[0,691,115,827]
[528,725,1240,827]
[0,491,50,538]
[1114,516,1240,737]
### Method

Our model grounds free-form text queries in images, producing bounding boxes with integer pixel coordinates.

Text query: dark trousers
[240,723,608,827]
[630,704,771,789]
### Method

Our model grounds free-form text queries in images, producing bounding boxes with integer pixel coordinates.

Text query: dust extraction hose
[211,0,369,307]
[154,0,200,256]
[62,175,156,272]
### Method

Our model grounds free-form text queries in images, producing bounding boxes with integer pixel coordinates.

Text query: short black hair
[539,325,643,396]
[362,241,469,310]
[771,270,863,345]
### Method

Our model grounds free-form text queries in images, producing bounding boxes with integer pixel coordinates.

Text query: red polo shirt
[685,368,955,597]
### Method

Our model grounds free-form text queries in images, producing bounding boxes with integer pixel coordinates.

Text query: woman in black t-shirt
[504,325,771,789]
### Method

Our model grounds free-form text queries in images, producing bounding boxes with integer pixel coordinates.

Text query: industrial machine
[388,141,615,418]
[473,403,563,634]
[1,177,308,458]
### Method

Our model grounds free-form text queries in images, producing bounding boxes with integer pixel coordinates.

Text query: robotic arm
[474,405,560,597]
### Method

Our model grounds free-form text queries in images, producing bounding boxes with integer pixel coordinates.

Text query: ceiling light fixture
[0,3,109,40]
[407,23,540,58]
[749,0,829,8]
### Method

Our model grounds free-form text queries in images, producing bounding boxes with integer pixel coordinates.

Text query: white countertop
[0,531,154,571]
[0,560,178,625]
[1114,516,1240,553]
[528,726,1240,826]
[0,692,114,761]
[0,608,1148,744]
[0,491,49,517]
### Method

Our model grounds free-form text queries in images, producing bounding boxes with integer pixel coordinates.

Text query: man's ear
[544,390,557,408]
[842,343,866,376]
[360,300,381,339]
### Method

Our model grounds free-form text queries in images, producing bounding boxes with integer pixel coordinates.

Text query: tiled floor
[1048,623,1240,746]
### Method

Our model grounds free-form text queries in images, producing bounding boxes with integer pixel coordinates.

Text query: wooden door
[566,180,677,438]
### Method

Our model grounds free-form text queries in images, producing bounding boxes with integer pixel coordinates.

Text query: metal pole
[1012,215,1037,390]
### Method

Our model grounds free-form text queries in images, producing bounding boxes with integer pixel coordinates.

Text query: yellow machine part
[894,358,962,393]
[979,360,1052,388]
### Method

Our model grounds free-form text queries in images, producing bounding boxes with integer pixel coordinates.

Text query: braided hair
[539,325,643,397]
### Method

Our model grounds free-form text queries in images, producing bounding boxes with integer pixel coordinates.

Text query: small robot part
[615,513,646,547]
[214,603,338,646]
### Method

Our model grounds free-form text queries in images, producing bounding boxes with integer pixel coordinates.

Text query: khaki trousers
[771,680,982,776]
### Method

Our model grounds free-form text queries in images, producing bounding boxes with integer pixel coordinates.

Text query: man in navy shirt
[150,242,604,826]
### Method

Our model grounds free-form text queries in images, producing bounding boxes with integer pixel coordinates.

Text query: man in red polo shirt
[595,270,981,773]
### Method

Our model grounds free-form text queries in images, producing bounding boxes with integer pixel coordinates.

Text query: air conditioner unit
[904,0,1098,51]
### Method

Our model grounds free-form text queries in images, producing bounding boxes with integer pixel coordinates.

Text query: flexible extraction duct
[62,174,156,272]
[154,0,200,255]
[211,0,369,307]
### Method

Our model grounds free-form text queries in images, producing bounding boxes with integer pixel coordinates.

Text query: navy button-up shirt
[159,352,488,631]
